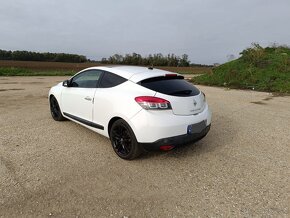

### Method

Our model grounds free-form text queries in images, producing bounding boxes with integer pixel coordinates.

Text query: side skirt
[63,112,104,130]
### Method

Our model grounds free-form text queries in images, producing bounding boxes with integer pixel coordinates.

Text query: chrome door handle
[84,96,92,101]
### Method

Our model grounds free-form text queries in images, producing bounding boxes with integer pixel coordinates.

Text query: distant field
[0,60,211,76]
[157,66,212,74]
[0,60,99,71]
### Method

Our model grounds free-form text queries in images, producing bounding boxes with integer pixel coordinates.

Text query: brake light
[135,96,172,110]
[165,74,177,77]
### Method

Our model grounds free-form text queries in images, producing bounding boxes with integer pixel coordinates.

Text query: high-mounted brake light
[135,96,172,110]
[165,74,177,77]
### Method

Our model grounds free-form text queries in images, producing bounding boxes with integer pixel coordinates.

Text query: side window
[70,70,102,88]
[99,72,127,88]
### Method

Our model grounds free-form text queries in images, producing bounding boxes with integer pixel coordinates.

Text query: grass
[0,60,211,76]
[192,44,290,93]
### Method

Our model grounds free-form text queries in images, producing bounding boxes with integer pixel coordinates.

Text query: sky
[0,0,290,64]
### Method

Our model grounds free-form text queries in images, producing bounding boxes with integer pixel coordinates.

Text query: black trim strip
[63,112,104,130]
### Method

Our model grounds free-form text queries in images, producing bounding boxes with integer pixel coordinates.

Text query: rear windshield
[139,76,200,97]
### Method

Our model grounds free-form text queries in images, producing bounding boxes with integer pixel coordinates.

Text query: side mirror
[63,80,70,87]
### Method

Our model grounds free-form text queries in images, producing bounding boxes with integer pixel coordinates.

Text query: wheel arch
[107,115,139,140]
[108,117,122,136]
[48,85,63,107]
[49,94,55,100]
[49,94,61,107]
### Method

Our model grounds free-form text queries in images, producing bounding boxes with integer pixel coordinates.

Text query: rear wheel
[110,119,142,160]
[50,96,66,121]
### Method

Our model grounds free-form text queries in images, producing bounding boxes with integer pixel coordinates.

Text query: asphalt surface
[0,76,289,217]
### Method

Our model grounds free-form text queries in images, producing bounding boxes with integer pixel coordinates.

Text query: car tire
[50,95,66,121]
[110,119,143,160]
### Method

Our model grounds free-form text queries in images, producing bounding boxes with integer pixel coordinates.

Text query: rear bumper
[128,103,212,143]
[140,124,211,151]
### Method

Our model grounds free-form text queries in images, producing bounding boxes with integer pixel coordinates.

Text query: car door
[92,71,128,128]
[61,69,102,123]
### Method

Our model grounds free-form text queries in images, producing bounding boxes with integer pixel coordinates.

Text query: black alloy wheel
[50,96,66,121]
[110,119,142,160]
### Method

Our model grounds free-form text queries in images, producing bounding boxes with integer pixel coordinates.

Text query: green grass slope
[192,44,290,93]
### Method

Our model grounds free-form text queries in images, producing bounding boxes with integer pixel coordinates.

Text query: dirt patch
[0,82,19,84]
[21,82,45,84]
[0,76,289,217]
[272,92,289,97]
[0,88,25,92]
[250,101,267,105]
[262,97,273,101]
[22,94,47,100]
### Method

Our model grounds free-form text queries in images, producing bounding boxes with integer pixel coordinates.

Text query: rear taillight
[135,96,172,110]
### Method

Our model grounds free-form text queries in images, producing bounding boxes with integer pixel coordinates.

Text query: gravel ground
[0,76,289,217]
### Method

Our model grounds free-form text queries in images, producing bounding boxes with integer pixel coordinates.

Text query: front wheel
[50,96,66,121]
[110,119,143,160]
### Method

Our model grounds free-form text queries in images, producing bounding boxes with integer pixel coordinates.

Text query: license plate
[187,120,206,134]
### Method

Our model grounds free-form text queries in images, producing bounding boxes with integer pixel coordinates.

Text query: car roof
[82,66,181,83]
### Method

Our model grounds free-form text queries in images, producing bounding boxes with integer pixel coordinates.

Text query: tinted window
[99,72,127,88]
[140,76,200,96]
[70,70,102,88]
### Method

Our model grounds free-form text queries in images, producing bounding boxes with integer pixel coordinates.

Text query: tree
[0,49,88,63]
[101,53,192,67]
[179,54,190,67]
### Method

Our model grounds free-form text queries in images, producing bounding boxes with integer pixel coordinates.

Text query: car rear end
[128,71,212,151]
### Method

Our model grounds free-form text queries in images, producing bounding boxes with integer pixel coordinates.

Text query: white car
[49,66,212,159]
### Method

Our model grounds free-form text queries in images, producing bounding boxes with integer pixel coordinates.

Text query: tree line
[100,53,191,67]
[0,49,87,63]
[0,49,212,67]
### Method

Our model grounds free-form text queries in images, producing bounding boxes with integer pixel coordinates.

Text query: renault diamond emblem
[193,99,197,106]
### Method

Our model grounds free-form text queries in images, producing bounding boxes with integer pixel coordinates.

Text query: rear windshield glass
[139,76,200,97]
